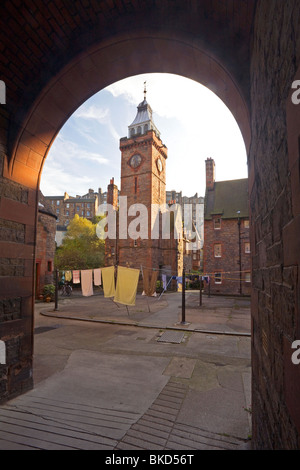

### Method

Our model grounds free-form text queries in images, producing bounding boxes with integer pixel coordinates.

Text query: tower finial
[144,81,147,100]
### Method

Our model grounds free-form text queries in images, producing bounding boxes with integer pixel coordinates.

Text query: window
[56,209,59,214]
[214,273,222,284]
[245,272,251,283]
[66,211,69,216]
[245,242,251,253]
[56,200,60,206]
[244,220,249,229]
[87,211,90,216]
[77,206,80,211]
[47,261,52,272]
[66,203,69,208]
[134,177,137,194]
[214,244,222,257]
[214,218,221,229]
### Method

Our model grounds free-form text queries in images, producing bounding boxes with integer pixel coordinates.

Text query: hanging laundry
[162,274,167,290]
[81,269,93,297]
[142,268,158,297]
[93,268,102,286]
[65,270,72,282]
[114,266,140,306]
[101,266,116,298]
[149,270,158,296]
[72,270,80,284]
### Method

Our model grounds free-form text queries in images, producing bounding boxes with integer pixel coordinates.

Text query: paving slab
[0,292,252,451]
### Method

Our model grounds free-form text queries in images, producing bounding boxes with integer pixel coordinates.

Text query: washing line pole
[199,277,202,306]
[54,268,59,311]
[181,268,187,325]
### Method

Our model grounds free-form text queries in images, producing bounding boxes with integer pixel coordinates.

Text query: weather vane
[144,81,147,100]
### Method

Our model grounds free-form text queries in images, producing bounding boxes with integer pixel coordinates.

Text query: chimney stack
[205,158,215,190]
[107,177,118,209]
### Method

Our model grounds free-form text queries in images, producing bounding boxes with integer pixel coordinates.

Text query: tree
[55,214,105,270]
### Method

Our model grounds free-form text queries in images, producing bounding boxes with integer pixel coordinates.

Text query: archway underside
[4,34,251,191]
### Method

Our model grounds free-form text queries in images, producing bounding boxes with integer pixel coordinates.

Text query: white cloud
[74,104,110,123]
[47,135,109,165]
[40,161,92,196]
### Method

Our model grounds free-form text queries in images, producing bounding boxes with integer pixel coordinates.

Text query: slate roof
[204,178,249,220]
[129,99,153,126]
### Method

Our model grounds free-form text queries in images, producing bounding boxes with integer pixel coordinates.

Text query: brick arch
[4,33,250,190]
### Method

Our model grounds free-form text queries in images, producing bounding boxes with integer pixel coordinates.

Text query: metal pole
[237,211,242,295]
[181,268,186,324]
[199,278,202,306]
[54,268,58,311]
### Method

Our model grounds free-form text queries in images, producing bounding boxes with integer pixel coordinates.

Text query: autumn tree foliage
[55,214,105,270]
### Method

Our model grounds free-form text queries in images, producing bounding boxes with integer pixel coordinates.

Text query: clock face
[129,154,142,169]
[156,158,163,173]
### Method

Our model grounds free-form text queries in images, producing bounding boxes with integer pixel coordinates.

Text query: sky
[40,73,248,199]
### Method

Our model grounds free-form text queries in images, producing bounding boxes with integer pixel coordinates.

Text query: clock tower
[118,85,168,271]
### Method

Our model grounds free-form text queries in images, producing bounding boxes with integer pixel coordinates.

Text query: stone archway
[0,29,251,405]
[1,0,300,450]
[4,33,251,190]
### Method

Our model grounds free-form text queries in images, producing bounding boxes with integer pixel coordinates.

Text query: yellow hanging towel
[114,266,140,306]
[101,266,116,298]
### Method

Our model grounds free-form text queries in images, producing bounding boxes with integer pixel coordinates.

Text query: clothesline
[57,266,156,306]
[57,265,250,282]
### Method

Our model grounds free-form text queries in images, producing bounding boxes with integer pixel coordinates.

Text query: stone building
[35,192,57,298]
[45,190,99,227]
[105,89,183,285]
[203,158,251,296]
[45,188,118,246]
[166,190,204,272]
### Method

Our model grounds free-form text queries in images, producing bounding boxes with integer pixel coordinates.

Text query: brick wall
[0,177,35,402]
[203,217,251,296]
[250,0,300,449]
[35,207,56,297]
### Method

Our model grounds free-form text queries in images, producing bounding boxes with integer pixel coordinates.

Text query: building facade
[166,190,204,272]
[203,158,251,296]
[35,192,57,298]
[45,190,99,227]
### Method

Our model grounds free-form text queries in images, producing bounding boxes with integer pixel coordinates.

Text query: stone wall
[250,0,300,449]
[35,200,56,298]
